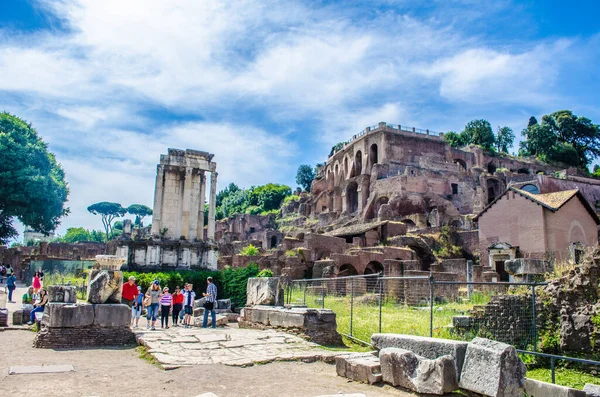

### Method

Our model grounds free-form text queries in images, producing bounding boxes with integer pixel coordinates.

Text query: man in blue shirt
[6,272,17,303]
[202,277,218,328]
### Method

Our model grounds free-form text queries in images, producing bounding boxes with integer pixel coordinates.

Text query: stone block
[47,285,78,303]
[86,269,123,304]
[371,333,468,379]
[216,299,231,310]
[379,347,457,395]
[12,309,24,325]
[584,383,600,397]
[246,277,284,306]
[192,314,228,327]
[93,304,130,327]
[335,353,382,384]
[225,313,239,323]
[43,303,94,328]
[458,337,526,397]
[524,378,586,397]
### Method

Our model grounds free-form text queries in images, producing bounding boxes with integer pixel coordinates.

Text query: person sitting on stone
[22,286,35,306]
[28,288,48,325]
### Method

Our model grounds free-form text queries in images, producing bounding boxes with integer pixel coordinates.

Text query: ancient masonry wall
[34,326,135,348]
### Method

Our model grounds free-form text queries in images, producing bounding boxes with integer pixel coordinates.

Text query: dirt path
[0,330,413,397]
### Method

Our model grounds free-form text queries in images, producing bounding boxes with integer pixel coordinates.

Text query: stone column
[207,172,218,240]
[150,165,165,236]
[180,167,193,240]
[196,171,206,240]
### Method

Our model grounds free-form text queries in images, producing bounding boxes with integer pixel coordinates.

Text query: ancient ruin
[116,149,219,270]
[33,255,134,348]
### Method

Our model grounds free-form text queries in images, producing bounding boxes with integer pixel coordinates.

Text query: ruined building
[116,149,219,270]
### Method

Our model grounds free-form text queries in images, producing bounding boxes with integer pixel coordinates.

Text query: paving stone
[9,364,75,375]
[195,333,229,343]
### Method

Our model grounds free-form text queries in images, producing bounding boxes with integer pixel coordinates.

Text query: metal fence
[285,274,600,386]
[286,274,542,349]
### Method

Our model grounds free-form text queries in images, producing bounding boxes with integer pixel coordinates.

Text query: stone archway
[270,235,278,249]
[338,263,358,277]
[364,261,384,292]
[369,144,378,170]
[354,150,362,176]
[346,182,359,214]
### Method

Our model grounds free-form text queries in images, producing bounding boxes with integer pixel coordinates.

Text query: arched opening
[346,182,359,214]
[270,235,278,249]
[453,159,467,172]
[408,245,435,271]
[375,196,389,218]
[517,168,529,175]
[364,261,384,292]
[487,163,497,174]
[520,184,539,194]
[343,157,349,179]
[369,144,378,169]
[487,178,502,204]
[338,264,358,277]
[354,150,363,176]
[401,219,416,228]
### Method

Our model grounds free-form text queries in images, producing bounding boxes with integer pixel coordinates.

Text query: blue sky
[1,0,599,237]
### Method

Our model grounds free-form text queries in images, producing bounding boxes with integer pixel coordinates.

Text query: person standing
[171,286,184,327]
[131,286,144,328]
[159,286,172,329]
[6,273,17,303]
[28,288,48,325]
[32,271,42,295]
[182,283,196,329]
[121,276,138,307]
[145,280,161,331]
[202,277,217,328]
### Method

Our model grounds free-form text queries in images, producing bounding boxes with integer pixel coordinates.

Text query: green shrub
[240,244,260,256]
[285,249,298,257]
[283,195,300,205]
[221,263,260,308]
[257,268,273,278]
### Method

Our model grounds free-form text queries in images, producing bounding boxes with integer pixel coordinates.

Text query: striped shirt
[159,293,172,306]
[206,283,217,303]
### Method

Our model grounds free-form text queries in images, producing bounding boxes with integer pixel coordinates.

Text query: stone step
[335,353,382,385]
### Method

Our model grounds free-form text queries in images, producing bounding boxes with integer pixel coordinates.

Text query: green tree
[216,183,240,207]
[248,183,292,212]
[443,131,465,148]
[519,122,557,158]
[295,164,316,191]
[329,141,347,157]
[61,227,92,243]
[463,119,495,150]
[0,112,69,244]
[87,202,127,240]
[495,126,515,153]
[126,204,152,226]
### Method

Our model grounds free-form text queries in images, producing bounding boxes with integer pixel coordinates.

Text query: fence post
[378,277,383,334]
[532,285,537,352]
[551,357,556,384]
[350,278,354,337]
[429,275,434,338]
[303,282,307,305]
[321,280,325,309]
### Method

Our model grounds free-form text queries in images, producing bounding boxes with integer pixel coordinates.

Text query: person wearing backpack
[6,273,17,303]
[131,286,144,328]
[182,283,196,329]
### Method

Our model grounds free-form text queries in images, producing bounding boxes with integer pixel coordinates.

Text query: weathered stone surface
[241,306,343,346]
[34,325,134,348]
[12,309,29,325]
[524,378,586,397]
[379,347,457,395]
[43,303,94,328]
[584,383,600,397]
[192,314,228,328]
[93,304,130,327]
[246,277,284,306]
[86,269,123,304]
[335,353,382,384]
[458,337,526,397]
[47,285,78,303]
[371,333,467,379]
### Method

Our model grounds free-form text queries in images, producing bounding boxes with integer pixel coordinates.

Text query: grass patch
[136,345,162,368]
[527,368,600,390]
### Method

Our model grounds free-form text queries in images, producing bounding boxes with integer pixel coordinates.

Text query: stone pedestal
[87,269,123,303]
[48,285,78,303]
[246,277,284,306]
[34,303,134,348]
